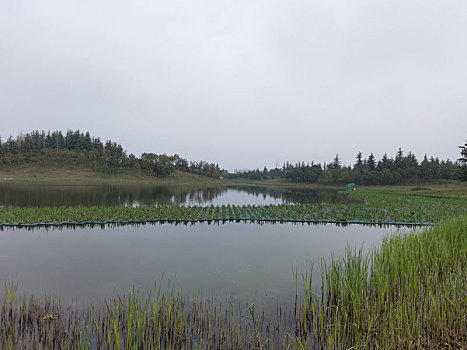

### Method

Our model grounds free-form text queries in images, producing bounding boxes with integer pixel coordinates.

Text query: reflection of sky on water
[168,189,285,206]
[0,223,415,303]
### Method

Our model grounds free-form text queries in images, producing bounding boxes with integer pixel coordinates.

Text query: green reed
[297,215,467,349]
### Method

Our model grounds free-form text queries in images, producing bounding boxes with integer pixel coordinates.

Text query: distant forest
[0,130,466,185]
[0,130,224,178]
[229,150,464,185]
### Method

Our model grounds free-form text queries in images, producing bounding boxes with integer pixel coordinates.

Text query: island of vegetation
[0,188,466,228]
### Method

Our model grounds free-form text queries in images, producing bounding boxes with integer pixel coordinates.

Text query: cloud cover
[1,0,466,170]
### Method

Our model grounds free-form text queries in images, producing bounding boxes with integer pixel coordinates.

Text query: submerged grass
[0,190,465,227]
[2,215,466,349]
[0,283,290,349]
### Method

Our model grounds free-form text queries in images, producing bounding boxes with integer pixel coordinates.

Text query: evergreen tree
[395,148,404,168]
[332,154,341,170]
[376,153,393,170]
[459,140,467,181]
[367,153,376,171]
[355,151,363,170]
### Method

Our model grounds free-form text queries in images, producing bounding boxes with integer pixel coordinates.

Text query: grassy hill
[0,165,223,185]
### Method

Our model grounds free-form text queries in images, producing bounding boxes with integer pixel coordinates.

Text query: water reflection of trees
[227,186,345,204]
[0,183,225,207]
[0,183,345,207]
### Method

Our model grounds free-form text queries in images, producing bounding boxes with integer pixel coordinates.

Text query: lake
[0,182,407,305]
[0,221,414,304]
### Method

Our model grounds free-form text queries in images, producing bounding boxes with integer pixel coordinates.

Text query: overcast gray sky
[1,0,466,170]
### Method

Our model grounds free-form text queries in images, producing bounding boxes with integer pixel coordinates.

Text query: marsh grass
[296,215,467,349]
[1,276,295,349]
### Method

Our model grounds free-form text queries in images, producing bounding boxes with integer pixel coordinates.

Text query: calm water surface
[0,182,347,207]
[0,182,407,305]
[0,222,413,303]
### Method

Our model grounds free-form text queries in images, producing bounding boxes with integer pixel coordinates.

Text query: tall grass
[297,215,467,349]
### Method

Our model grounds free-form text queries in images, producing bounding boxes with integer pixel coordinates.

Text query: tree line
[1,130,465,184]
[227,148,465,185]
[0,130,224,178]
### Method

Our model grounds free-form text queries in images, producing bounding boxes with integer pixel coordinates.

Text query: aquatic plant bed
[0,191,466,227]
[2,215,466,349]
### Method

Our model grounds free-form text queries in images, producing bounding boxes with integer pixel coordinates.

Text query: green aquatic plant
[297,215,467,349]
[2,189,465,228]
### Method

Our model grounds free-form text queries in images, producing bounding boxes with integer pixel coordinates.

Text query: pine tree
[332,154,341,170]
[459,140,467,181]
[367,153,376,171]
[395,148,404,168]
[355,151,363,170]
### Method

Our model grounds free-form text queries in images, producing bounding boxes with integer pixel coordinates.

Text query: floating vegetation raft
[0,191,466,227]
